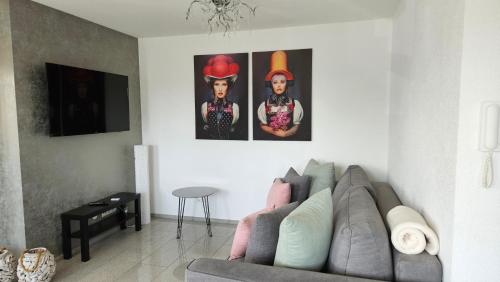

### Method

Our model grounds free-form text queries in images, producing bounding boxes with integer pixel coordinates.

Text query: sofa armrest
[393,250,442,282]
[186,258,387,282]
[372,182,443,282]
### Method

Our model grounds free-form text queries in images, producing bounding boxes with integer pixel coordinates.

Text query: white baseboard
[151,213,238,225]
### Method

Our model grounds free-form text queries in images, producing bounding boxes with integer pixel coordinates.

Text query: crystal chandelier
[186,0,257,34]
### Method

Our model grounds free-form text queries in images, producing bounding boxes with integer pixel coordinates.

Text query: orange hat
[203,55,239,83]
[265,51,294,81]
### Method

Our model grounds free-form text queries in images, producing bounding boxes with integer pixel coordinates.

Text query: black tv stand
[61,192,141,262]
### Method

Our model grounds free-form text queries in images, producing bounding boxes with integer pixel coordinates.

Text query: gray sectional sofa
[186,166,442,282]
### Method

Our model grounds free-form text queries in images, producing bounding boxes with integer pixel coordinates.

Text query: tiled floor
[54,218,235,282]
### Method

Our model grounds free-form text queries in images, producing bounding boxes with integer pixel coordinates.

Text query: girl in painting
[201,55,240,139]
[257,50,304,138]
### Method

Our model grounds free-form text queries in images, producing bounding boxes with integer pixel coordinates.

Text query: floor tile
[185,236,228,258]
[78,259,138,282]
[212,244,231,260]
[152,258,192,282]
[210,224,236,239]
[52,218,236,282]
[141,239,196,267]
[114,263,166,282]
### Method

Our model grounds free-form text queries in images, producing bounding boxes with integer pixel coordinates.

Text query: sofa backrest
[326,165,393,281]
[327,186,393,280]
[372,182,443,282]
[331,165,376,209]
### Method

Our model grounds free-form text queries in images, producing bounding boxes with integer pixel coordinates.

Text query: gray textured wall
[0,0,27,253]
[9,0,142,254]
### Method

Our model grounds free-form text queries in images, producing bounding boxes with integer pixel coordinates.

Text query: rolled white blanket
[386,205,439,255]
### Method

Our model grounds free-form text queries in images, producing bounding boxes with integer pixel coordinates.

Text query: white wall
[451,0,500,280]
[387,1,465,280]
[139,20,393,220]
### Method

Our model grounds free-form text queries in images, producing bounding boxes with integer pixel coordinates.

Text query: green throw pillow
[303,159,335,196]
[274,188,333,271]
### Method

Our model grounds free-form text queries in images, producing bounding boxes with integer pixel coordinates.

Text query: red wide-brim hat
[203,55,240,83]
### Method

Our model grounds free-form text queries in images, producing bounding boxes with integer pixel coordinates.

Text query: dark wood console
[61,192,141,262]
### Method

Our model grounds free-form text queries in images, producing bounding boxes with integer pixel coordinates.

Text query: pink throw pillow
[228,180,291,260]
[229,209,267,260]
[266,179,291,210]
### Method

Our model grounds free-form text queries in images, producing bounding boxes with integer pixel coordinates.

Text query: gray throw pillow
[245,202,299,265]
[283,167,311,203]
[303,159,336,196]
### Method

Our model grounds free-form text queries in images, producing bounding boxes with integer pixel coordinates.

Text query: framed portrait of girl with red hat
[252,49,312,141]
[194,53,249,140]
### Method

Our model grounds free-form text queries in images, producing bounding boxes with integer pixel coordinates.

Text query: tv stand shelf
[61,192,141,262]
[70,213,135,239]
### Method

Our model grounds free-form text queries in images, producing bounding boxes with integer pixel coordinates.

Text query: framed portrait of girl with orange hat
[194,53,248,140]
[252,49,312,141]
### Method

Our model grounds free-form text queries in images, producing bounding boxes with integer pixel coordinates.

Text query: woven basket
[0,247,17,282]
[17,248,56,282]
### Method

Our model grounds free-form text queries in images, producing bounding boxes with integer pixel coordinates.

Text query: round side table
[172,186,217,239]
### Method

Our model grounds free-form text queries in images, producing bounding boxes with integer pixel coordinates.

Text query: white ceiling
[32,0,400,38]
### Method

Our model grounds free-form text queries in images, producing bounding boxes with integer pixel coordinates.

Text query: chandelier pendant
[186,0,257,35]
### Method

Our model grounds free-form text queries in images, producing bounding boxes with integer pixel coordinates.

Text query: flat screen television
[46,63,130,137]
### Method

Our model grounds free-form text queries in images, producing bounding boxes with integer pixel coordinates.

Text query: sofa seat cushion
[274,189,333,271]
[283,167,311,203]
[326,186,393,281]
[303,159,336,196]
[186,258,385,282]
[245,202,300,265]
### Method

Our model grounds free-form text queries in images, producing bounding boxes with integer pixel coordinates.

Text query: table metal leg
[176,197,186,239]
[202,196,212,237]
[80,219,90,262]
[62,217,72,259]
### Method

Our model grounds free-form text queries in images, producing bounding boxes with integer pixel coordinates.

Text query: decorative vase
[0,247,17,282]
[17,247,56,282]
